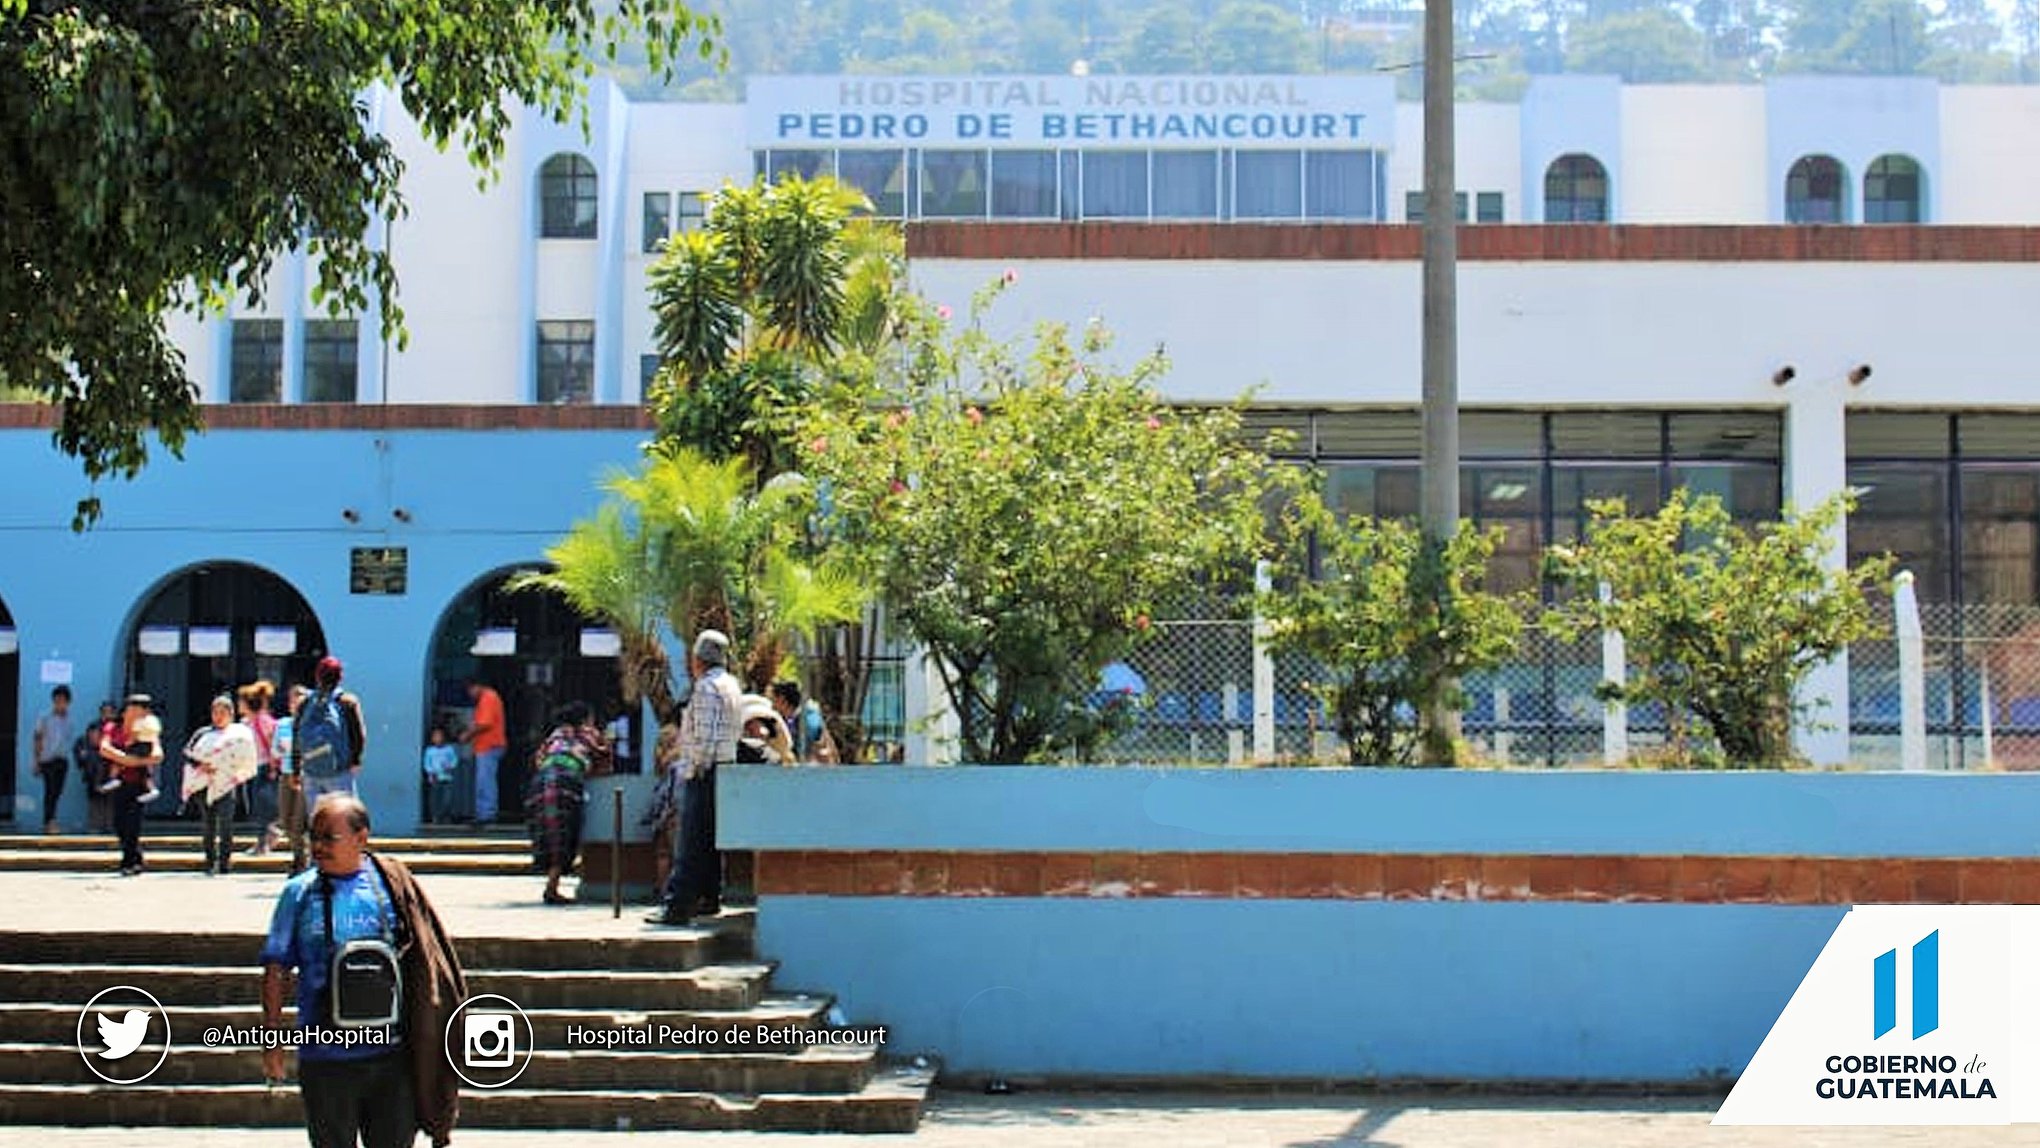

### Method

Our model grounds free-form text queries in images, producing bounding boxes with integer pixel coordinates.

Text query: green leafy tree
[1205,1,1315,72]
[1543,489,1890,768]
[1565,10,1711,81]
[801,282,1279,764]
[516,448,865,723]
[1779,0,1933,73]
[1,0,720,527]
[1261,503,1525,766]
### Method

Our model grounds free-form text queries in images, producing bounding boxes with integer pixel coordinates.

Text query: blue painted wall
[0,425,648,834]
[727,766,2037,1082]
[721,765,2040,858]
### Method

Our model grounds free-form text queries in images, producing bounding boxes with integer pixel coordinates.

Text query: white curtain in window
[1235,151,1302,219]
[991,151,1058,218]
[1081,152,1148,219]
[1306,151,1375,219]
[1152,151,1219,219]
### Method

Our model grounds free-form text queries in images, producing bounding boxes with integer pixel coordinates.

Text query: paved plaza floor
[8,869,2040,1145]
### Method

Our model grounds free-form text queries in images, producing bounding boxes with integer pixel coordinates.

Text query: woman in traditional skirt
[524,701,612,905]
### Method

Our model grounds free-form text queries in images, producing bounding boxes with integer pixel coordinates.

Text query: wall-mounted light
[1771,366,1797,387]
[392,507,413,523]
[341,508,360,524]
[1848,364,1874,386]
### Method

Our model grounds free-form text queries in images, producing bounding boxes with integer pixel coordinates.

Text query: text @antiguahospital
[202,1025,399,1051]
[563,1024,888,1050]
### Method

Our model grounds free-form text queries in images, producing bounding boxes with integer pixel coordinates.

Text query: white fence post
[1600,582,1628,766]
[1895,571,1926,773]
[1253,561,1275,763]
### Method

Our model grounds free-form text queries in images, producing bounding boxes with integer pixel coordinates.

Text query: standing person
[275,684,309,868]
[238,681,281,856]
[99,694,163,877]
[768,681,839,765]
[295,657,367,818]
[75,700,118,833]
[30,685,75,834]
[421,727,458,825]
[459,679,506,825]
[647,631,742,927]
[259,794,467,1148]
[524,702,612,905]
[180,695,258,875]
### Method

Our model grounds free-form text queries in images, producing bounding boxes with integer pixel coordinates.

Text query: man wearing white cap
[648,629,744,926]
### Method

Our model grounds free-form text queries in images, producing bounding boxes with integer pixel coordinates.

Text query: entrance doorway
[425,568,635,826]
[122,563,328,818]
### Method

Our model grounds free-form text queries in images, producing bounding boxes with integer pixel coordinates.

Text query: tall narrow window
[676,192,707,235]
[537,321,595,405]
[1305,151,1376,220]
[1152,151,1219,219]
[642,191,672,253]
[1865,154,1926,224]
[1543,154,1608,222]
[837,150,908,217]
[1234,150,1303,219]
[540,153,598,238]
[230,319,284,403]
[991,151,1059,218]
[303,320,359,403]
[921,150,987,218]
[1786,155,1848,224]
[1081,151,1149,219]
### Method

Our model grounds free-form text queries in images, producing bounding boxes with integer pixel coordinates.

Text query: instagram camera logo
[464,1011,516,1068]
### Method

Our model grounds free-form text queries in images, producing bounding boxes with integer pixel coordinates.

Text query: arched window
[539,153,598,239]
[1864,155,1926,224]
[1543,154,1608,223]
[1785,155,1849,224]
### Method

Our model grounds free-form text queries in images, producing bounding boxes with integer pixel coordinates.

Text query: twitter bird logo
[97,1009,151,1060]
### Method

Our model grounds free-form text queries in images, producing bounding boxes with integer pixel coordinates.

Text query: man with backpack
[296,657,368,825]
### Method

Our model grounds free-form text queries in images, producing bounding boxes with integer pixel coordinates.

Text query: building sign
[749,75,1397,150]
[350,547,408,596]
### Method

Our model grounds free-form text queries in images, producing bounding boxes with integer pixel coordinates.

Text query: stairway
[0,831,533,876]
[0,840,934,1133]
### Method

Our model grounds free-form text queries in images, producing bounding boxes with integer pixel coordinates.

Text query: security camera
[341,508,360,524]
[1848,364,1873,385]
[1771,366,1796,386]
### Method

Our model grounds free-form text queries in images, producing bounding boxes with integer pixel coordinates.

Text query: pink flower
[937,304,953,321]
[1003,268,1019,284]
[884,412,904,430]
[889,479,908,495]
[1135,614,1151,631]
[966,406,984,425]
[808,436,828,455]
[1145,416,1163,431]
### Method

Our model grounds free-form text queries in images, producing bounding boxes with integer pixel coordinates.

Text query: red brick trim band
[0,404,655,431]
[754,850,2036,905]
[906,222,2040,264]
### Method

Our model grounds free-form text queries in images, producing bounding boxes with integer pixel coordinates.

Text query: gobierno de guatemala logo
[1716,907,2020,1125]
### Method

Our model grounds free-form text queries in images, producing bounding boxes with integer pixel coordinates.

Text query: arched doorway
[0,595,17,822]
[425,568,638,826]
[122,563,328,818]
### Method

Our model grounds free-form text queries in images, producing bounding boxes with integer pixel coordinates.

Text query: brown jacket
[370,852,467,1147]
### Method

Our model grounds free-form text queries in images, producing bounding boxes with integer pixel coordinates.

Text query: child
[422,725,459,824]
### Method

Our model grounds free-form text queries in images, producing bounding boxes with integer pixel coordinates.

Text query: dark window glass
[537,321,595,405]
[1476,190,1505,223]
[1152,151,1219,219]
[640,354,662,396]
[1543,154,1608,222]
[766,150,829,182]
[677,192,707,234]
[991,151,1059,218]
[1405,190,1469,223]
[1082,151,1149,218]
[1549,412,1661,458]
[1848,464,1951,602]
[1305,151,1375,219]
[921,150,987,217]
[1670,464,1781,524]
[838,150,907,217]
[1961,469,2040,604]
[303,320,358,404]
[1957,414,2040,460]
[540,154,598,239]
[1462,412,1542,459]
[1864,155,1925,225]
[1669,412,1784,461]
[1786,155,1848,224]
[230,319,284,403]
[1235,151,1302,219]
[1553,466,1661,544]
[1466,465,1543,592]
[642,192,671,253]
[1850,413,1952,459]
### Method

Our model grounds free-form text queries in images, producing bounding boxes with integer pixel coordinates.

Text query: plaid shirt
[679,665,742,779]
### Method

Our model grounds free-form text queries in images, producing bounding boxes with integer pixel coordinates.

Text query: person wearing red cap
[294,656,368,842]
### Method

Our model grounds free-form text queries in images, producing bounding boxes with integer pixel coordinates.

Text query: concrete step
[0,996,831,1045]
[0,963,776,1011]
[0,834,530,855]
[0,926,752,971]
[0,1062,933,1132]
[0,850,531,876]
[0,1041,879,1093]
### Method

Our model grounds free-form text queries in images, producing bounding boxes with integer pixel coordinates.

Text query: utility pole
[1420,0,1462,757]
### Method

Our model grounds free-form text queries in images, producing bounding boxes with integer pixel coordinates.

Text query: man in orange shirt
[461,679,507,824]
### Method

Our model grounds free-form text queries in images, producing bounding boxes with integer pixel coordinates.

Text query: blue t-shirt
[258,862,401,1061]
[422,744,458,782]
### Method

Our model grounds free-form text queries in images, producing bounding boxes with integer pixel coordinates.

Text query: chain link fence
[1850,602,2040,771]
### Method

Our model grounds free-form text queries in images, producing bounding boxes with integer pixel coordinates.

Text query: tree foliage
[515,448,865,723]
[1543,489,1890,768]
[1260,503,1525,766]
[799,281,1281,764]
[1,0,721,526]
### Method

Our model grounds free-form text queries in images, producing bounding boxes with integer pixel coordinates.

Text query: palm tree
[517,448,865,722]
